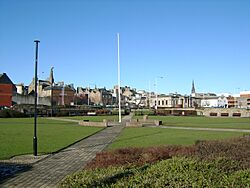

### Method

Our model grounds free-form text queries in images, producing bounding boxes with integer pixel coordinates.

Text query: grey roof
[44,85,75,91]
[0,73,14,85]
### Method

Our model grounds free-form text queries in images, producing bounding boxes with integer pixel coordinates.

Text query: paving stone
[0,114,132,188]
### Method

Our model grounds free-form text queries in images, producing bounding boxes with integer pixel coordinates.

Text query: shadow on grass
[0,163,32,184]
[115,131,162,144]
[89,165,149,187]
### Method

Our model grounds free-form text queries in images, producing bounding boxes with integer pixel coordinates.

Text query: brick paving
[0,115,129,188]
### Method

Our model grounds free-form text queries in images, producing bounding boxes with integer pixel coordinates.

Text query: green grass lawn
[134,116,250,129]
[63,115,118,122]
[0,118,102,159]
[109,127,246,149]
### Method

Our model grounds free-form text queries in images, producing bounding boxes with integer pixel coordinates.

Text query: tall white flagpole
[117,33,122,123]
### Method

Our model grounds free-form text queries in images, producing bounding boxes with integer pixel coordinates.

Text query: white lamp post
[117,33,122,123]
[154,76,166,110]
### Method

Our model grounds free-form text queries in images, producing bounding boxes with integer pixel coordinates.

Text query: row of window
[155,100,169,106]
[210,112,241,117]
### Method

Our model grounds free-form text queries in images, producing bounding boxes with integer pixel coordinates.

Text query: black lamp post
[33,40,40,156]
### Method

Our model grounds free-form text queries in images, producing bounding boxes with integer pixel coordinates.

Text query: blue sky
[0,0,249,95]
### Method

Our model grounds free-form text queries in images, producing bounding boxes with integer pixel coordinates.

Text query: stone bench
[79,119,108,127]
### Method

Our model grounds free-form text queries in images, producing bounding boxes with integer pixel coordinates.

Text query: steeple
[49,67,54,85]
[191,80,196,94]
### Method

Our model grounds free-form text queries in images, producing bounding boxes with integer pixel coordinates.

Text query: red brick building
[240,91,250,109]
[43,85,75,106]
[0,73,17,107]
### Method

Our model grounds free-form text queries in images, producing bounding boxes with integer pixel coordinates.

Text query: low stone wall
[126,116,161,127]
[202,108,250,118]
[79,119,107,127]
[13,94,51,106]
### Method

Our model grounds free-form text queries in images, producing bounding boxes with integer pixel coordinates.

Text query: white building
[201,95,228,108]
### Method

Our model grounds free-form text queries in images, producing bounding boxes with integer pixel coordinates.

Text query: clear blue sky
[0,0,249,95]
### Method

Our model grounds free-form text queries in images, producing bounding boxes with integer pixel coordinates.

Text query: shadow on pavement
[0,163,32,184]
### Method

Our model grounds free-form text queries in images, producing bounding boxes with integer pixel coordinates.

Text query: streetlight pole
[87,84,90,106]
[148,80,151,109]
[33,40,40,156]
[117,33,122,123]
[155,78,158,110]
[155,76,165,110]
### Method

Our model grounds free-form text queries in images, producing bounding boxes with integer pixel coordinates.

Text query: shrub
[0,109,28,118]
[194,136,250,169]
[55,111,70,117]
[60,157,250,188]
[134,110,155,116]
[96,109,111,115]
[86,146,195,169]
[60,136,250,187]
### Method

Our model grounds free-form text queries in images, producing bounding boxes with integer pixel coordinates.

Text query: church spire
[49,67,54,85]
[191,80,196,94]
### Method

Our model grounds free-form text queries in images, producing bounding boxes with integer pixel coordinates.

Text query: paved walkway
[46,117,80,123]
[0,115,130,188]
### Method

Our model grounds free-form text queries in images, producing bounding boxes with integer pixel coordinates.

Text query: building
[112,85,125,106]
[89,87,113,106]
[201,95,228,108]
[27,67,75,106]
[76,87,113,106]
[150,93,191,109]
[227,95,236,108]
[135,90,149,108]
[75,87,88,105]
[0,73,17,107]
[16,83,28,95]
[240,91,250,109]
[190,80,222,108]
[43,84,75,106]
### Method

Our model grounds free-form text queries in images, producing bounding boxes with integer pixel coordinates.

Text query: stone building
[43,84,75,106]
[76,87,113,106]
[112,85,125,106]
[150,93,191,109]
[16,83,28,95]
[89,87,113,106]
[136,90,148,108]
[27,67,75,106]
[75,87,88,105]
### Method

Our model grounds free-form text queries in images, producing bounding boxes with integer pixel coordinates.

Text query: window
[233,113,241,117]
[158,101,160,105]
[166,100,168,105]
[162,100,164,105]
[210,113,217,116]
[221,113,229,117]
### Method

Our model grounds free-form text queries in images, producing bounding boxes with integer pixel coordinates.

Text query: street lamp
[117,33,121,123]
[148,80,151,109]
[155,76,165,110]
[33,40,40,156]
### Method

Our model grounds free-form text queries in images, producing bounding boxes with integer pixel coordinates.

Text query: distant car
[87,112,96,116]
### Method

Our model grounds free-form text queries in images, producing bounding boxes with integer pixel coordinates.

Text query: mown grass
[0,118,102,159]
[108,127,245,149]
[134,115,250,129]
[63,115,118,122]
